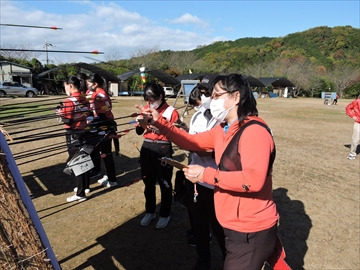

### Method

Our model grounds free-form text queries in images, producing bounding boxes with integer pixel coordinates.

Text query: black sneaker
[192,260,211,270]
[63,167,72,175]
[89,170,101,178]
[185,229,193,237]
[187,236,196,247]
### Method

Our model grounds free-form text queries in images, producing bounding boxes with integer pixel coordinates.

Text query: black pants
[91,138,117,183]
[65,131,89,197]
[186,181,226,263]
[223,224,277,270]
[140,141,173,217]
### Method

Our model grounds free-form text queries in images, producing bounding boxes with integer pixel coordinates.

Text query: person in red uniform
[56,76,90,202]
[141,74,279,269]
[135,83,180,229]
[345,94,360,160]
[86,73,118,187]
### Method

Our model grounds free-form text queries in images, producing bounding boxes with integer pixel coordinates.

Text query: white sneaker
[74,187,90,194]
[98,175,108,184]
[156,216,170,229]
[347,154,356,160]
[140,213,156,226]
[67,194,86,202]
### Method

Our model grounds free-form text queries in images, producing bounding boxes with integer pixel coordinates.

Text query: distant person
[345,94,360,160]
[332,93,339,105]
[140,74,279,269]
[135,83,180,229]
[56,76,90,202]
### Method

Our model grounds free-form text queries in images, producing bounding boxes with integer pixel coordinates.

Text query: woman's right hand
[142,108,160,123]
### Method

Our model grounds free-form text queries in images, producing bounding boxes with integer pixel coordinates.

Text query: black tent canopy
[257,77,294,88]
[36,62,120,82]
[118,69,180,85]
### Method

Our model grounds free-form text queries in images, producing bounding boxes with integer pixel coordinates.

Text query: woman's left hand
[183,165,205,183]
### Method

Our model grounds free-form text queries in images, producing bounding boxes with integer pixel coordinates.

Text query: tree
[328,64,360,97]
[0,42,42,61]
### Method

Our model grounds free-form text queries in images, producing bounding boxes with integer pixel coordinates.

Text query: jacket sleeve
[345,100,355,118]
[154,116,216,152]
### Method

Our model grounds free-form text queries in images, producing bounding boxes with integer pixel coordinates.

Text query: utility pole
[43,37,53,65]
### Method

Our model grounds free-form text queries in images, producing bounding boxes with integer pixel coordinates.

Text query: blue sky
[0,0,359,64]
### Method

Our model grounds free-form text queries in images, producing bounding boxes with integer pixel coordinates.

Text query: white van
[163,87,175,97]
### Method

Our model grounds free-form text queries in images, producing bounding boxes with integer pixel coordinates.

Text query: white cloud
[169,13,209,28]
[0,1,222,64]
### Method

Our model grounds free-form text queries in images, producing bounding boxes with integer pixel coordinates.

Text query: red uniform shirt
[91,88,114,119]
[346,98,360,123]
[60,92,88,130]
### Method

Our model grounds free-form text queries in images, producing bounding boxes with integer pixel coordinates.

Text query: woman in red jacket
[141,74,279,269]
[86,73,118,187]
[56,76,90,202]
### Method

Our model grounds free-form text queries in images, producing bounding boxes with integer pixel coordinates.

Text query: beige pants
[350,122,360,156]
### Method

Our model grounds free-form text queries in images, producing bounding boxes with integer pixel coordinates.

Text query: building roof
[0,60,32,70]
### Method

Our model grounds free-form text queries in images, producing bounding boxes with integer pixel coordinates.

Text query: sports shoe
[63,167,72,175]
[89,170,102,179]
[187,236,197,247]
[185,228,193,237]
[101,180,118,187]
[74,187,90,194]
[187,233,212,247]
[347,154,356,160]
[66,194,86,202]
[140,213,156,226]
[156,216,170,229]
[98,175,109,184]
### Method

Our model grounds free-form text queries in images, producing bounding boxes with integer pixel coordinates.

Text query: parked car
[0,81,38,97]
[163,87,175,97]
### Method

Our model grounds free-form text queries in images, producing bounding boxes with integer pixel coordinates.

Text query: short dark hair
[143,83,165,102]
[213,74,258,124]
[189,86,201,106]
[64,75,80,89]
[87,73,104,88]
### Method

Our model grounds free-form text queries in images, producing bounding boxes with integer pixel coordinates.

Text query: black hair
[77,73,88,94]
[189,86,201,106]
[87,73,108,92]
[64,75,80,90]
[213,73,258,124]
[143,83,165,102]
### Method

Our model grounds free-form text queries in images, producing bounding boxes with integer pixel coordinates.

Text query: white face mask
[201,95,211,109]
[210,95,235,123]
[149,100,160,109]
[65,85,71,96]
[194,104,206,113]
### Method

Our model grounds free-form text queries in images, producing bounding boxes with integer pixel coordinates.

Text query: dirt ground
[2,96,360,270]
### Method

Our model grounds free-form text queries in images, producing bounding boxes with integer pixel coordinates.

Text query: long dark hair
[143,83,165,102]
[211,74,258,124]
[64,75,80,90]
[77,73,88,94]
[87,73,108,92]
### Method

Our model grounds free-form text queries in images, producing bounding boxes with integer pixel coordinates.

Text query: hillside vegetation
[1,26,359,98]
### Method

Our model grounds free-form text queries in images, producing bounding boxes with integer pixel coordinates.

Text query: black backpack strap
[218,120,276,174]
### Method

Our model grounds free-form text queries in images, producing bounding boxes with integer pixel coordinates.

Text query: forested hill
[190,26,360,71]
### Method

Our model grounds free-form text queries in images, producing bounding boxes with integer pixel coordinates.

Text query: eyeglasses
[211,91,229,100]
